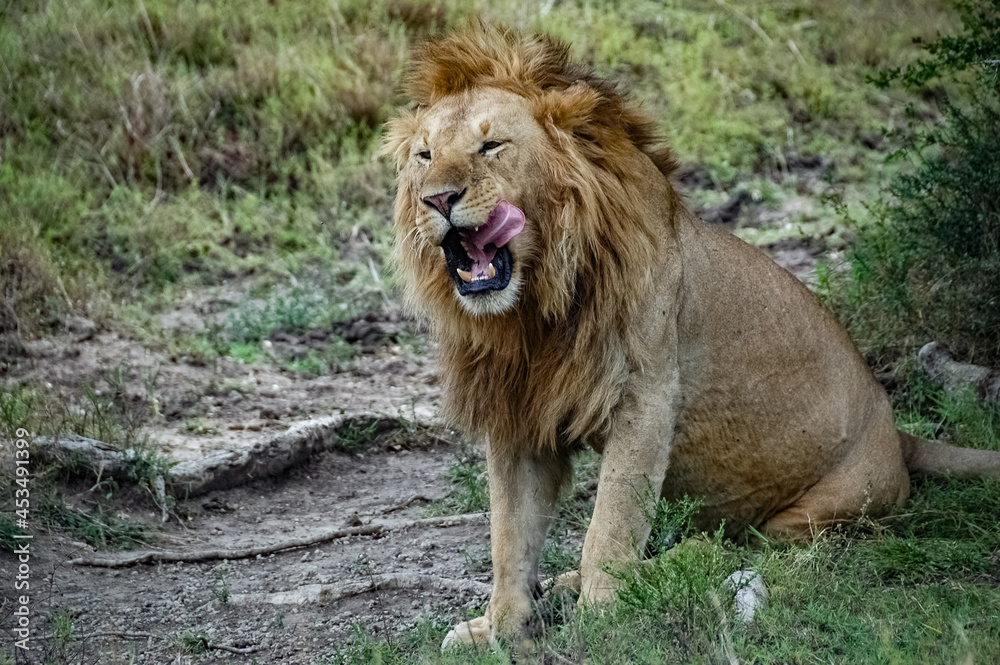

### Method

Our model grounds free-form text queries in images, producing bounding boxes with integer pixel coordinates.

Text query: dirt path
[3,439,490,663]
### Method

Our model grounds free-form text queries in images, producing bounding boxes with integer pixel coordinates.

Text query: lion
[383,24,1000,648]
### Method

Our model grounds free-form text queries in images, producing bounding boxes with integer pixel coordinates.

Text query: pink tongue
[460,199,526,279]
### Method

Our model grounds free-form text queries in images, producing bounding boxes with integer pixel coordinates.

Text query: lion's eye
[417,150,431,161]
[479,141,503,155]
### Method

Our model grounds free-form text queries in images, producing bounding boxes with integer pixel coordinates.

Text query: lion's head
[385,24,681,450]
[385,23,677,320]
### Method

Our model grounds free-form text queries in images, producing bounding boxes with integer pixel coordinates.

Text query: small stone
[725,570,767,623]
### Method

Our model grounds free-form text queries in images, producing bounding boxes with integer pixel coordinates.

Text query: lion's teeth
[456,269,473,283]
[488,263,496,279]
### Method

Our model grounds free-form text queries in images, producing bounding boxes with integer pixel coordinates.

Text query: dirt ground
[3,440,491,663]
[0,228,818,664]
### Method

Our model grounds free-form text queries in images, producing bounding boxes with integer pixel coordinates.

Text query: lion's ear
[381,113,420,171]
[535,81,600,132]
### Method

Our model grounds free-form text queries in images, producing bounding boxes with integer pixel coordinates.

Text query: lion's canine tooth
[488,263,496,279]
[456,268,473,283]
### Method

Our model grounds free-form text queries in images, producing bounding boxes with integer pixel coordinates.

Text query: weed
[539,528,578,579]
[0,514,27,550]
[425,446,488,516]
[211,567,231,605]
[38,501,151,551]
[646,494,706,557]
[284,351,331,378]
[175,632,210,655]
[50,608,75,651]
[335,418,382,454]
[0,382,35,440]
[183,417,221,437]
[226,342,261,364]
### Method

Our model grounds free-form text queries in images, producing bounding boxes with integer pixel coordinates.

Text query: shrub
[821,0,1000,371]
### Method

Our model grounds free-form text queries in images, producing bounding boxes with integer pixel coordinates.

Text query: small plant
[425,446,488,516]
[227,342,261,364]
[335,418,382,454]
[284,352,331,378]
[211,567,231,604]
[646,495,706,557]
[183,417,221,436]
[175,632,210,655]
[539,529,578,578]
[38,501,151,551]
[0,515,28,550]
[50,607,75,651]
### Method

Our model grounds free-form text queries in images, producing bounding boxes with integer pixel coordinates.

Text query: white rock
[725,570,767,623]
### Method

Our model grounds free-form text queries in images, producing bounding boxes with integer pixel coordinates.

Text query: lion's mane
[387,24,682,452]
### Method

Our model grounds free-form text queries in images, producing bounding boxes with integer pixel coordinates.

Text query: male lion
[383,24,1000,648]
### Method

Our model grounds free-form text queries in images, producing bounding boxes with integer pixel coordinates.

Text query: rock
[725,570,767,623]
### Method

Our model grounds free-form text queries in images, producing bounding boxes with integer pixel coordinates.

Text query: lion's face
[393,87,551,316]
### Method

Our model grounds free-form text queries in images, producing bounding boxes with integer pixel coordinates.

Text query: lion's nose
[422,189,465,220]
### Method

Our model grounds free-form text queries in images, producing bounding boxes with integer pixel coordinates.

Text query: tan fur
[385,24,1000,648]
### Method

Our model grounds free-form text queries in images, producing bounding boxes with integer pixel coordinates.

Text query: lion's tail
[899,431,1000,480]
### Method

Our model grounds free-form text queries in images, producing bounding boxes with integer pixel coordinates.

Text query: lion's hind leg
[759,464,910,539]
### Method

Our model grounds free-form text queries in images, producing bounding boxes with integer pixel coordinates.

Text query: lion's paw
[441,615,495,652]
[543,569,581,593]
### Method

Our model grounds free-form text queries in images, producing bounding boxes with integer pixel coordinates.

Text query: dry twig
[68,513,487,568]
[39,631,259,654]
[233,573,491,606]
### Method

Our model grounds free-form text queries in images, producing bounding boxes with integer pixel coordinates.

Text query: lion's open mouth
[441,199,525,296]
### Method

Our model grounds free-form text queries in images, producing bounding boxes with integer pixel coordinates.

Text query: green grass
[0,0,956,344]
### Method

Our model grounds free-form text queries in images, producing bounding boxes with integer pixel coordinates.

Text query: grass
[329,380,1000,664]
[424,445,490,517]
[0,0,957,349]
[0,370,168,552]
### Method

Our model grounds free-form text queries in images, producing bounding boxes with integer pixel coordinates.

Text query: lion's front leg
[580,375,679,604]
[442,445,571,650]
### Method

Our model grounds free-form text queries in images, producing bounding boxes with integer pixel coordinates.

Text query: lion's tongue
[459,199,525,279]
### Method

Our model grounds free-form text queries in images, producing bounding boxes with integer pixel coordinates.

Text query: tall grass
[1,0,953,344]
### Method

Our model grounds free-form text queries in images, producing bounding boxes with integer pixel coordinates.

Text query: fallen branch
[376,493,435,515]
[38,631,259,654]
[918,342,1000,406]
[68,512,487,568]
[36,412,443,498]
[232,573,491,606]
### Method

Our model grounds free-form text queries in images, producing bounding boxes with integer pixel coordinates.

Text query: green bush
[821,0,1000,370]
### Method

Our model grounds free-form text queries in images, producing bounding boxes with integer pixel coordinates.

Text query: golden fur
[384,23,1000,648]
